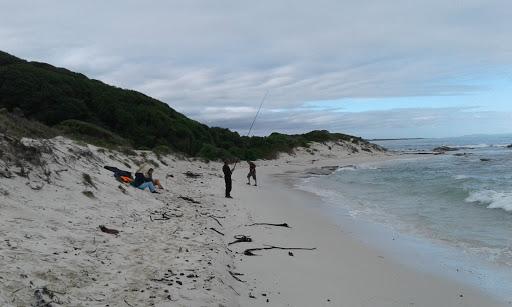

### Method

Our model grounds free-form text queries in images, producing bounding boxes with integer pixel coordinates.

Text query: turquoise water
[298,134,512,298]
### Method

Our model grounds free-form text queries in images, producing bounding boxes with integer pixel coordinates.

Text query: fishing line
[233,90,269,169]
[246,90,269,137]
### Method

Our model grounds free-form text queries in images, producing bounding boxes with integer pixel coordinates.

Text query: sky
[1,0,511,138]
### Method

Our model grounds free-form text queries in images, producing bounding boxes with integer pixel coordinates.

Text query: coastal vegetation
[0,50,377,160]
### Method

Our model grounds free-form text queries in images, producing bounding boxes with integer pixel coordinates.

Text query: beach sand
[0,137,506,306]
[224,151,507,306]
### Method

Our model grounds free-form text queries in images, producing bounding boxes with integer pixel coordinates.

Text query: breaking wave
[465,190,512,212]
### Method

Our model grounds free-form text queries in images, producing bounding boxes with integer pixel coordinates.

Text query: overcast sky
[1,0,511,138]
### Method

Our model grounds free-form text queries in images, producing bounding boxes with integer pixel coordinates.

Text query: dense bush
[0,50,374,160]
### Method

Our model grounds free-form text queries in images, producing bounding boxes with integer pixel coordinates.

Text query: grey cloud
[198,107,512,138]
[1,0,511,136]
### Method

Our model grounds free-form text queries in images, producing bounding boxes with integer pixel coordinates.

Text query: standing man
[247,161,257,186]
[223,160,236,198]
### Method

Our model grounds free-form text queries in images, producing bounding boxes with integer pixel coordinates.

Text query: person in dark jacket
[223,160,236,198]
[246,161,257,186]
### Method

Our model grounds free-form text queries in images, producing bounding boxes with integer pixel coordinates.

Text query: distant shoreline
[370,137,426,141]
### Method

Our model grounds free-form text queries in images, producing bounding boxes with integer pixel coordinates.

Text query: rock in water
[433,146,458,152]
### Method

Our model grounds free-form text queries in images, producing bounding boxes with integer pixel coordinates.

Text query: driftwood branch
[99,225,119,235]
[209,227,224,236]
[228,235,252,245]
[150,212,183,221]
[123,297,135,307]
[209,215,223,227]
[183,171,201,178]
[247,222,290,228]
[179,196,201,204]
[243,245,316,256]
[228,271,246,283]
[229,285,240,296]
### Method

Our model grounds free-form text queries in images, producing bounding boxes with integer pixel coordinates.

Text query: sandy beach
[225,152,508,307]
[0,137,507,306]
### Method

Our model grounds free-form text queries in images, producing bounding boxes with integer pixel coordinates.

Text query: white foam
[454,175,469,180]
[335,165,358,172]
[495,144,512,148]
[465,190,512,211]
[450,144,491,149]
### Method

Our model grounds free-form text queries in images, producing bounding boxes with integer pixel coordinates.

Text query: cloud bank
[1,0,511,137]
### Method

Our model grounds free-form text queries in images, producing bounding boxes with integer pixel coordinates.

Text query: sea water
[297,134,512,300]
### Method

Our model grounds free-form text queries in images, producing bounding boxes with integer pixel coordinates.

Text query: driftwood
[209,215,223,227]
[150,212,184,221]
[99,225,119,235]
[228,235,252,245]
[209,227,224,236]
[229,285,240,296]
[243,245,316,256]
[247,222,290,228]
[123,297,135,307]
[228,271,246,283]
[179,196,201,204]
[183,171,202,178]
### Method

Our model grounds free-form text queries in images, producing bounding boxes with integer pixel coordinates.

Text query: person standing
[247,161,257,186]
[223,160,236,198]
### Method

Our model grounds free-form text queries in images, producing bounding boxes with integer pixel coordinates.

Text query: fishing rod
[246,90,269,137]
[232,90,269,170]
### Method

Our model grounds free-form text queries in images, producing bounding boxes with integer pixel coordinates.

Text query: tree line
[0,50,370,160]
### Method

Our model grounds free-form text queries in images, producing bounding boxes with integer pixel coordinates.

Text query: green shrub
[198,144,220,161]
[153,144,172,155]
[0,111,56,139]
[57,119,128,147]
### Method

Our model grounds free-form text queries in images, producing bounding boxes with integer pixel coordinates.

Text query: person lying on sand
[145,168,164,189]
[247,161,257,186]
[137,163,164,189]
[131,172,159,193]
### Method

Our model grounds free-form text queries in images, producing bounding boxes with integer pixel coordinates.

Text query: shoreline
[227,152,507,306]
[293,163,512,303]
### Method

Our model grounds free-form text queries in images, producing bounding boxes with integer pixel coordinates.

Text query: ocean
[297,134,512,300]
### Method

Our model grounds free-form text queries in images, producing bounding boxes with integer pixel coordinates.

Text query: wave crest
[465,190,512,211]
